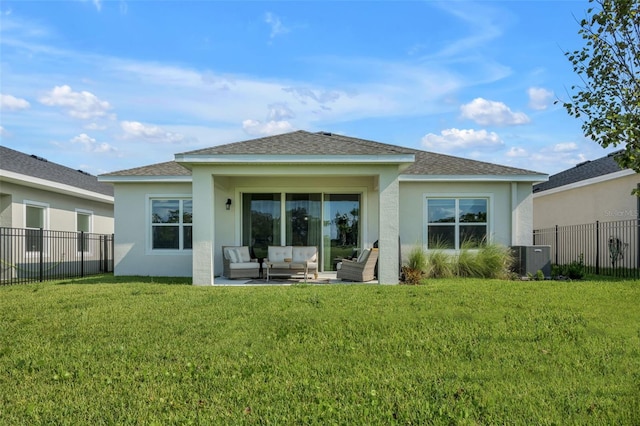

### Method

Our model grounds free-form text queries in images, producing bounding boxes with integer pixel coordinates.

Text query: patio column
[192,169,215,285]
[378,169,400,284]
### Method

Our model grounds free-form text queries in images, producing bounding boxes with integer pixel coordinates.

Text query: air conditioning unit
[510,245,551,278]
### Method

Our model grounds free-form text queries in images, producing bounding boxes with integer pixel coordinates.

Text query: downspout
[511,182,517,245]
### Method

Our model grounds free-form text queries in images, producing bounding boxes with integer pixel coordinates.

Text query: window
[77,211,92,252]
[151,199,192,250]
[25,203,46,253]
[426,198,488,249]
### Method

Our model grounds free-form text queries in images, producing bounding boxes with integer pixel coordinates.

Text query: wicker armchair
[337,248,378,282]
[222,246,260,279]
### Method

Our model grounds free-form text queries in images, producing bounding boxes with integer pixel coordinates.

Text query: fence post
[595,220,599,275]
[103,235,109,272]
[39,228,44,282]
[555,225,558,265]
[80,231,85,278]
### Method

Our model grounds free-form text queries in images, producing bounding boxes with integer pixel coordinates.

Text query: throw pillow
[228,248,240,263]
[357,249,369,263]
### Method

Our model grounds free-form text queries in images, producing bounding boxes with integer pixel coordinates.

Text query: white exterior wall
[113,182,192,277]
[0,180,113,233]
[183,162,395,284]
[398,180,534,263]
[533,172,639,229]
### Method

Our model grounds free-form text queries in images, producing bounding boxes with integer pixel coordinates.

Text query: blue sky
[0,0,617,176]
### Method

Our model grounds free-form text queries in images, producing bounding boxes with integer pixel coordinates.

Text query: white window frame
[146,195,193,255]
[424,193,493,250]
[75,209,93,253]
[23,200,49,255]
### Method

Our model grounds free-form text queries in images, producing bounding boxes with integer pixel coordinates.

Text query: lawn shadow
[55,274,192,285]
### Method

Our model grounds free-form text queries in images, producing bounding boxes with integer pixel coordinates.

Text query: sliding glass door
[322,194,360,271]
[242,193,281,259]
[285,193,322,247]
[242,192,360,271]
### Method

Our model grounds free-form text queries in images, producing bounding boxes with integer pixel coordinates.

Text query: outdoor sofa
[265,246,318,282]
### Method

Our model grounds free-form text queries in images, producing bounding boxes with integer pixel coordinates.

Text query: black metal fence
[0,227,114,285]
[533,219,640,278]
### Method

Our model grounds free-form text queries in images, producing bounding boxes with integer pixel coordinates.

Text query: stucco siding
[533,173,640,229]
[113,182,192,277]
[398,181,530,262]
[0,180,113,233]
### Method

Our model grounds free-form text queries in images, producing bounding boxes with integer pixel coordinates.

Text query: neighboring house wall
[0,180,113,233]
[533,171,639,229]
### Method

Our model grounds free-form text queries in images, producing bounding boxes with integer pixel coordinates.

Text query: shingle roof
[0,145,114,196]
[179,130,415,156]
[101,130,544,178]
[101,161,191,177]
[403,151,541,176]
[533,150,628,193]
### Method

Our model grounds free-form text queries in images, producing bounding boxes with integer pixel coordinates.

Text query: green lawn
[1,276,639,425]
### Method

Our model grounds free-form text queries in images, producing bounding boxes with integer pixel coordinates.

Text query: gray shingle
[404,151,541,176]
[533,150,627,193]
[178,130,415,156]
[101,161,191,177]
[102,130,543,178]
[1,145,114,196]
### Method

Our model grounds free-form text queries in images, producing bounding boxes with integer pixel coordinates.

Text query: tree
[562,0,640,192]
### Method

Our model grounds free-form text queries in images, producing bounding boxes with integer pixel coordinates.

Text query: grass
[1,275,639,425]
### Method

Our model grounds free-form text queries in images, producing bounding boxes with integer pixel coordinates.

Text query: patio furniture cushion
[224,246,251,263]
[268,246,293,263]
[292,246,317,263]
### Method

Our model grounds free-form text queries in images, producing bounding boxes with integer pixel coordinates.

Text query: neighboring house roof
[0,145,114,197]
[533,150,628,193]
[100,130,545,180]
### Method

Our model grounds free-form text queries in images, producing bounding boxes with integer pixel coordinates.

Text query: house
[533,150,639,229]
[0,145,114,234]
[98,130,547,285]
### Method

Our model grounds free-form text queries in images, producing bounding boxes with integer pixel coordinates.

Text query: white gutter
[1,170,114,204]
[98,175,192,184]
[400,174,549,183]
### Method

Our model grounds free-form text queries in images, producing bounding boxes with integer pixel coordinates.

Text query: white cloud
[93,0,102,12]
[267,103,295,121]
[84,122,107,131]
[70,133,117,153]
[39,85,111,119]
[421,128,504,152]
[242,119,294,136]
[506,147,528,157]
[553,142,578,152]
[0,126,7,136]
[528,87,554,110]
[264,12,289,39]
[1,93,30,110]
[121,120,186,143]
[283,87,342,105]
[460,98,530,126]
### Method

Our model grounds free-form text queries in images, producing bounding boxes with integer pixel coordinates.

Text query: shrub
[425,249,454,279]
[455,246,483,277]
[476,243,514,279]
[555,254,585,280]
[402,246,427,284]
[411,241,514,280]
